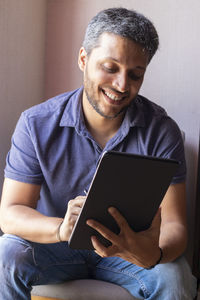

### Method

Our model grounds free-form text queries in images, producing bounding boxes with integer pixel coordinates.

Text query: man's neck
[82,97,124,149]
[85,115,123,149]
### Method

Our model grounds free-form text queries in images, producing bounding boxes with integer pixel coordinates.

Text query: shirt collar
[126,96,145,128]
[60,86,145,129]
[59,87,84,127]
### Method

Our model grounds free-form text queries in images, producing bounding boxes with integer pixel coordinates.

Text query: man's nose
[112,72,129,93]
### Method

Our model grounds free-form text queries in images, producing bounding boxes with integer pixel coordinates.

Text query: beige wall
[0,0,47,190]
[45,0,200,264]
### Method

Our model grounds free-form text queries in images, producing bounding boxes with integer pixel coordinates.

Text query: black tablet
[68,151,179,250]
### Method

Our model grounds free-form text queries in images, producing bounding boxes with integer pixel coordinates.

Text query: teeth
[104,90,122,101]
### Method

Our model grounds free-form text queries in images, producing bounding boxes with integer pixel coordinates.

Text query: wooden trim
[31,296,62,300]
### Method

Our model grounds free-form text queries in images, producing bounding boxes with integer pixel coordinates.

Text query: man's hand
[59,196,86,241]
[87,207,161,268]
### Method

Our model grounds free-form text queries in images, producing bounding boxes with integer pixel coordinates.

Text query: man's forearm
[159,222,188,263]
[0,205,63,243]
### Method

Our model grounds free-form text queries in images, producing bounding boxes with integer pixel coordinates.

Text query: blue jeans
[0,234,197,299]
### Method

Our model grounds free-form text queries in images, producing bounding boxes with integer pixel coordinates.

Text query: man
[0,7,197,299]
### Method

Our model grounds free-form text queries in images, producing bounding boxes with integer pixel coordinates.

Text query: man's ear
[78,47,87,72]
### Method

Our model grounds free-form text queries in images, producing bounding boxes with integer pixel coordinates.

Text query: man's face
[79,33,149,119]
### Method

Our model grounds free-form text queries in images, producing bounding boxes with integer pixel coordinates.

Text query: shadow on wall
[184,139,199,268]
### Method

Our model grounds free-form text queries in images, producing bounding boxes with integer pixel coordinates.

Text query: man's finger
[68,196,86,208]
[86,219,118,245]
[91,235,119,258]
[108,207,130,231]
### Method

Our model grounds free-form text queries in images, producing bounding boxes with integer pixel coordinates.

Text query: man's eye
[102,65,116,73]
[129,72,143,81]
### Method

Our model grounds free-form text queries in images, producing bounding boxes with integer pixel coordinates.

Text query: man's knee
[0,234,34,276]
[154,257,197,298]
[156,257,193,283]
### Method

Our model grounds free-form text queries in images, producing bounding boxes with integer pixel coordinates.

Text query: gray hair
[82,7,159,62]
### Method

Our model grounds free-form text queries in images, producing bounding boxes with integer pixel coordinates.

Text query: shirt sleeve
[154,116,186,185]
[4,112,44,184]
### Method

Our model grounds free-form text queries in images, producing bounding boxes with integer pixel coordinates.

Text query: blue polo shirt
[5,87,186,218]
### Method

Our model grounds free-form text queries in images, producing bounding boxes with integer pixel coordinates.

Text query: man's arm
[0,178,86,243]
[0,178,63,243]
[86,182,187,268]
[159,182,187,262]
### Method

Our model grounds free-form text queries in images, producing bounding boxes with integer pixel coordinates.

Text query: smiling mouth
[102,89,128,102]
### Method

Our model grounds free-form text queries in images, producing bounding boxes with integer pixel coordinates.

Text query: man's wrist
[56,220,64,242]
[146,247,163,269]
